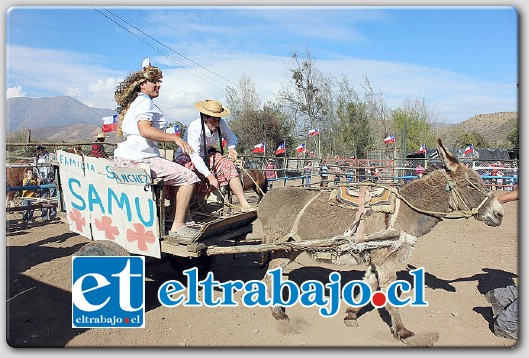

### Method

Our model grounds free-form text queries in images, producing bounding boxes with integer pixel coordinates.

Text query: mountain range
[5,96,518,147]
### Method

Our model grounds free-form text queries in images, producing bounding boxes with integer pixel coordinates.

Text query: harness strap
[281,192,323,243]
[350,186,367,242]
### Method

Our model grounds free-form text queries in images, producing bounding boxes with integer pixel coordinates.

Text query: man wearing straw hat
[89,133,108,158]
[174,99,254,212]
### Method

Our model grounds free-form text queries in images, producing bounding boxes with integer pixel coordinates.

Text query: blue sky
[5,6,518,125]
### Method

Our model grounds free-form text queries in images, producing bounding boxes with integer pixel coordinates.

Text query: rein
[235,163,267,197]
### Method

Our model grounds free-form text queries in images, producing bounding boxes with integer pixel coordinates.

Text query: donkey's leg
[264,251,301,321]
[344,264,378,327]
[377,265,414,340]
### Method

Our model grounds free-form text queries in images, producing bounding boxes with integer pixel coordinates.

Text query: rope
[235,162,267,197]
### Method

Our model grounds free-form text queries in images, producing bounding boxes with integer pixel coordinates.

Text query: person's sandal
[169,225,199,239]
[240,204,257,213]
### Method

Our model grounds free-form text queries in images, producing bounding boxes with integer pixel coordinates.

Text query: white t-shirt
[175,117,237,177]
[114,93,168,160]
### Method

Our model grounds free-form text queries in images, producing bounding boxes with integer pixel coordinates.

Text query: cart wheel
[165,255,216,279]
[75,241,130,256]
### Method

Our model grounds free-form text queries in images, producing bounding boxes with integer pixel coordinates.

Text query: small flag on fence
[165,124,181,137]
[464,144,474,155]
[308,128,320,137]
[383,134,395,144]
[275,143,286,155]
[418,144,426,154]
[309,150,315,157]
[251,143,265,154]
[101,114,118,133]
[295,143,306,153]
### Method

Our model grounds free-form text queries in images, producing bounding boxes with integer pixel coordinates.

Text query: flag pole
[318,133,321,159]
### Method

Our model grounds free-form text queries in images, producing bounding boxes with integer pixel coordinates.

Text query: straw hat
[96,133,108,139]
[194,99,231,117]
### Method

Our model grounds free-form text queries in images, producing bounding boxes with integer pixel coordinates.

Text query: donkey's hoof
[401,332,439,347]
[271,307,289,321]
[393,327,414,340]
[344,317,359,327]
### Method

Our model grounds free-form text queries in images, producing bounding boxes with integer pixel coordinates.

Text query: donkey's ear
[437,138,459,173]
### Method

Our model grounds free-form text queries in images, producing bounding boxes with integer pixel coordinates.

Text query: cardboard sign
[57,150,161,258]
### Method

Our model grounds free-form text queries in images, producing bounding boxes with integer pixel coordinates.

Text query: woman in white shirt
[174,99,253,211]
[113,59,200,239]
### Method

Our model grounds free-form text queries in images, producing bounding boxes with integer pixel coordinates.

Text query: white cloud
[6,85,26,98]
[6,45,517,126]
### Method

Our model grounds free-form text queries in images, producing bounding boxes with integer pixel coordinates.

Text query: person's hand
[228,148,238,161]
[175,137,194,155]
[207,174,219,190]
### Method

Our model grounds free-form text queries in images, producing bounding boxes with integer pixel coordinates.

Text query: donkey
[257,139,504,345]
[240,169,268,201]
[6,161,31,207]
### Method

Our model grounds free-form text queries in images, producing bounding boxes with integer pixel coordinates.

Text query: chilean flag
[165,124,181,137]
[251,143,265,154]
[101,114,118,133]
[275,143,286,155]
[308,128,320,137]
[464,144,474,155]
[383,134,395,144]
[295,143,306,153]
[418,144,426,154]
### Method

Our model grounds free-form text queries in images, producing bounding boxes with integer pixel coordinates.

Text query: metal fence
[240,155,519,191]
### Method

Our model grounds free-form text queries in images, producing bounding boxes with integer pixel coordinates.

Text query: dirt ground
[5,189,519,349]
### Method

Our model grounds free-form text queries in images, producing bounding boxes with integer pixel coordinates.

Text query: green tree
[506,122,519,148]
[453,131,490,148]
[391,98,436,155]
[334,77,373,158]
[159,120,186,151]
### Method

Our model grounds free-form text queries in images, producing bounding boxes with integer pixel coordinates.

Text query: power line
[102,7,237,87]
[92,6,229,92]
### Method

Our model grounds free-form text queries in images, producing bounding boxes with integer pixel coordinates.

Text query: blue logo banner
[72,256,145,328]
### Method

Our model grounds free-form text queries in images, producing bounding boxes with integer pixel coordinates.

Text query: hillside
[6,96,116,132]
[436,112,518,148]
[6,96,518,147]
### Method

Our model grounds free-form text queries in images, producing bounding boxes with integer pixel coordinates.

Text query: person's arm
[498,188,519,204]
[137,119,194,155]
[219,119,239,160]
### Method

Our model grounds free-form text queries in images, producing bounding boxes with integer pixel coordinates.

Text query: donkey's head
[437,139,504,227]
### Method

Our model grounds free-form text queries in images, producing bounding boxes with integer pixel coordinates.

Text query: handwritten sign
[57,150,161,258]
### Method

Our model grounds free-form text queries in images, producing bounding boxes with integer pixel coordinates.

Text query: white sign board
[57,150,161,258]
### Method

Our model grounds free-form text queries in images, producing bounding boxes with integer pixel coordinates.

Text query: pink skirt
[114,156,199,186]
[174,152,239,186]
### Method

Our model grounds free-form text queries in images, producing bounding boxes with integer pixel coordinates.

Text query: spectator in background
[21,168,39,223]
[264,159,277,190]
[333,165,342,186]
[89,133,108,158]
[320,160,329,188]
[33,145,57,221]
[303,161,312,187]
[415,163,425,178]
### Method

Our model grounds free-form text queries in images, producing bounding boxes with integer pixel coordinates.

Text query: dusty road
[5,192,519,349]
